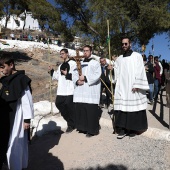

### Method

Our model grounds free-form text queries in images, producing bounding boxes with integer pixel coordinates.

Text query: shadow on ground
[149,89,169,129]
[74,164,128,170]
[27,121,64,170]
[0,51,32,63]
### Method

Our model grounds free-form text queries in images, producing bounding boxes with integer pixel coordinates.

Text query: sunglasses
[122,43,128,46]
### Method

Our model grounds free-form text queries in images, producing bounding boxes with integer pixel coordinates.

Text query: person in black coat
[161,59,170,88]
[99,57,114,108]
[0,96,10,169]
[0,52,33,169]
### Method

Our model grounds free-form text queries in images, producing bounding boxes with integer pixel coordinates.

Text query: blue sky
[144,33,169,62]
[47,0,55,5]
[47,0,169,62]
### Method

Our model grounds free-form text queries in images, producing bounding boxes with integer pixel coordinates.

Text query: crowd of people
[5,32,55,45]
[143,54,170,105]
[0,36,169,169]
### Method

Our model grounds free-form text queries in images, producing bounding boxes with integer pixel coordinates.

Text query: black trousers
[100,84,112,106]
[115,110,148,132]
[55,95,75,128]
[74,103,100,135]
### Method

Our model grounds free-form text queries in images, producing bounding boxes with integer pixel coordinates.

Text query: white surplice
[72,58,101,104]
[52,60,76,96]
[7,86,34,170]
[114,52,149,112]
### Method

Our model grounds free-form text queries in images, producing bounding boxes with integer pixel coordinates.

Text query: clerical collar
[63,58,69,63]
[83,57,93,62]
[123,50,133,57]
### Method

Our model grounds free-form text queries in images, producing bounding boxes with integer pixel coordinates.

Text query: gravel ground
[27,126,170,170]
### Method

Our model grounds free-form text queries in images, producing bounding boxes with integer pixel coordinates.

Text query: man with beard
[72,45,101,137]
[114,37,149,139]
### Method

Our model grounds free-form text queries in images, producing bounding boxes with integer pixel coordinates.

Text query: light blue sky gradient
[144,33,169,62]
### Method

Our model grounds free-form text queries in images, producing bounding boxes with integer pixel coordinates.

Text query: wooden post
[107,19,115,133]
[152,39,154,56]
[169,108,170,130]
[107,20,114,105]
[47,39,53,115]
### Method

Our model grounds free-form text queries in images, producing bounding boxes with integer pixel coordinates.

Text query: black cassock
[0,70,31,168]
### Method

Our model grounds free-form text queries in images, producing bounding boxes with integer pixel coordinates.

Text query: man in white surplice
[49,49,76,133]
[72,45,101,137]
[114,37,149,139]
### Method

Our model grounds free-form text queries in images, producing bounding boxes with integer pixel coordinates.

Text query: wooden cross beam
[71,49,85,75]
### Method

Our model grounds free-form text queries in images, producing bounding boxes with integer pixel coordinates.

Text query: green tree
[28,0,60,30]
[0,2,3,18]
[1,0,11,28]
[9,0,30,30]
[28,0,74,41]
[0,0,29,29]
[55,0,170,55]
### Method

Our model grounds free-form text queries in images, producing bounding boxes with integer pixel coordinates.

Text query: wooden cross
[71,49,85,75]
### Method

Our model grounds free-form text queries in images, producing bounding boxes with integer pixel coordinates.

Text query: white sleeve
[86,61,101,85]
[113,58,119,83]
[133,54,149,90]
[52,66,60,81]
[72,64,79,86]
[69,60,77,74]
[21,86,34,120]
[159,62,163,75]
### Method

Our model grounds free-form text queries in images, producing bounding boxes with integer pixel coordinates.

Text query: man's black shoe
[128,133,136,138]
[117,129,127,139]
[65,126,74,133]
[86,133,94,138]
[78,130,87,134]
[128,130,137,138]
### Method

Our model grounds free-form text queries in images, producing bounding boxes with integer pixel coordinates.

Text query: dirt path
[27,127,170,170]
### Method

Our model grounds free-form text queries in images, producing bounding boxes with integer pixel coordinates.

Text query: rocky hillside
[1,47,62,102]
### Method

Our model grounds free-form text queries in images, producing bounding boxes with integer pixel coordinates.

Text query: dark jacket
[145,61,154,84]
[100,65,114,87]
[154,62,161,84]
[0,70,31,167]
